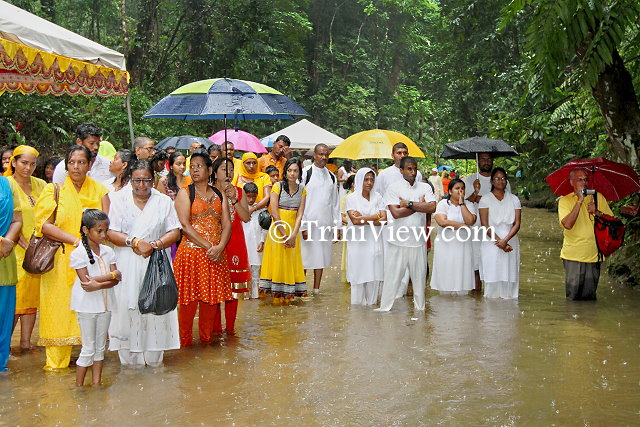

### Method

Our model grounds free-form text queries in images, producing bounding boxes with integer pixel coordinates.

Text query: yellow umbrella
[329,129,425,160]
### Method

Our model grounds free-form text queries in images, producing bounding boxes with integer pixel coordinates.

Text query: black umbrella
[156,135,212,151]
[441,136,518,160]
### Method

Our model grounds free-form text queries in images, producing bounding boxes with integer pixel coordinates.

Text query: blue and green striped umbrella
[143,78,309,120]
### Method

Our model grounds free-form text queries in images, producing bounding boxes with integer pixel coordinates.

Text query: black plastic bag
[138,249,178,315]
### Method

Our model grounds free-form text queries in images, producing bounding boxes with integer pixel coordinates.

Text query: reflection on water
[2,208,639,424]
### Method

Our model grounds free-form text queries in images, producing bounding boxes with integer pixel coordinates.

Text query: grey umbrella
[156,135,213,151]
[440,136,518,160]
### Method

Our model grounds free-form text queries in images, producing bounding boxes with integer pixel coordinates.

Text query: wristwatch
[125,236,134,247]
[408,201,414,210]
[460,202,466,206]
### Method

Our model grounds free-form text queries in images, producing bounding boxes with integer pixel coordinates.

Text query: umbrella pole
[476,152,479,180]
[224,115,229,179]
[126,93,135,149]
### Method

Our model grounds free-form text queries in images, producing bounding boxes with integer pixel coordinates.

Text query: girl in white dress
[345,168,387,305]
[70,209,121,386]
[430,179,477,294]
[478,167,521,299]
[107,160,182,366]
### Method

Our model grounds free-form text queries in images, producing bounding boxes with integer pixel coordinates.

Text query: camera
[581,189,596,196]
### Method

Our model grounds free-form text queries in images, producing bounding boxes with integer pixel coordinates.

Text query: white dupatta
[345,168,383,220]
[482,191,516,228]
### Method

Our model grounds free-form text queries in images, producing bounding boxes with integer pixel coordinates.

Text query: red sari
[224,186,251,298]
[212,185,250,334]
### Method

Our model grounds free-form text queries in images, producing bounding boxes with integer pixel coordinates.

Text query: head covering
[431,167,438,172]
[353,167,377,199]
[3,145,39,176]
[239,152,265,180]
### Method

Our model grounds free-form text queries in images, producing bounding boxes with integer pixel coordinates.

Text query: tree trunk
[127,0,159,87]
[591,48,640,167]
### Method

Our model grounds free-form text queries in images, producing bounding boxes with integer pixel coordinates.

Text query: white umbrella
[261,119,343,150]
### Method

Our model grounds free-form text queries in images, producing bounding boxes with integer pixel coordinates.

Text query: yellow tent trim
[0,37,129,83]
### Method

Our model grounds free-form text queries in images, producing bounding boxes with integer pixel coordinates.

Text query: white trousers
[117,349,164,367]
[351,281,381,305]
[77,311,111,367]
[383,237,411,299]
[378,244,427,311]
[250,265,261,299]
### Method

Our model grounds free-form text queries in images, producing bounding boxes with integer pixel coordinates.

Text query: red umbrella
[545,157,640,201]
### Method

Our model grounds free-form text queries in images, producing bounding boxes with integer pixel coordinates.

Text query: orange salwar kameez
[174,193,232,346]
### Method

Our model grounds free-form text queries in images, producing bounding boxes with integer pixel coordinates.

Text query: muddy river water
[1,208,639,425]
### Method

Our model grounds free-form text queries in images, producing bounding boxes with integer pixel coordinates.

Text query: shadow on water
[2,208,639,425]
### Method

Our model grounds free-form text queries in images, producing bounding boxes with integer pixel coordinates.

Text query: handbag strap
[52,183,60,225]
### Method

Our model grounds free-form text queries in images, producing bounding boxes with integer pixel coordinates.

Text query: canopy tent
[261,119,343,150]
[0,0,129,97]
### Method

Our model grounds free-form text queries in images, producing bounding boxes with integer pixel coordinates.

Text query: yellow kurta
[33,176,108,348]
[8,175,46,314]
[232,173,272,203]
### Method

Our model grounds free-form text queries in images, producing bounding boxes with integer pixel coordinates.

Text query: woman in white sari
[345,168,387,305]
[107,160,181,366]
[478,167,521,299]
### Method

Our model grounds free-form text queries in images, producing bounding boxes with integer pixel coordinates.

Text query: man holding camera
[559,167,613,300]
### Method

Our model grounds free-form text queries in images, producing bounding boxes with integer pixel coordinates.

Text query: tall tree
[502,0,640,166]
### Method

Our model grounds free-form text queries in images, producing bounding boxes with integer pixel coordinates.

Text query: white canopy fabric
[261,119,344,150]
[0,0,126,70]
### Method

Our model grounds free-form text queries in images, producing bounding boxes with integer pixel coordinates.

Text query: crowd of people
[0,122,611,384]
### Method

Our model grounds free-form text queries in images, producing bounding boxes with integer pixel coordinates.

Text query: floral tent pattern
[0,37,129,97]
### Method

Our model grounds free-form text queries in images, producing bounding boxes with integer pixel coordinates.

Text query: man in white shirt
[52,123,114,185]
[375,143,423,199]
[133,136,156,161]
[463,152,512,292]
[375,157,436,312]
[375,142,423,299]
[301,144,341,294]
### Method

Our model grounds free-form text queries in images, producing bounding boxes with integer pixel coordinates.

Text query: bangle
[110,271,117,280]
[134,238,141,248]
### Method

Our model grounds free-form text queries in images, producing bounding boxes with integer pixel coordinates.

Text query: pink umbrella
[208,129,267,153]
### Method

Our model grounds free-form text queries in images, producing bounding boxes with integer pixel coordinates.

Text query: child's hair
[243,182,259,194]
[343,174,356,191]
[265,165,279,176]
[80,209,109,265]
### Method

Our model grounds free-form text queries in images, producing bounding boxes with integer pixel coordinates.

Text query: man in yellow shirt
[258,135,288,179]
[558,167,613,300]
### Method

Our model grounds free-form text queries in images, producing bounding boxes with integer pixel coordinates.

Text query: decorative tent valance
[0,37,129,97]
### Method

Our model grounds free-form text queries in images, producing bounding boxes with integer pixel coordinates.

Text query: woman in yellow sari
[231,152,272,212]
[33,145,109,370]
[4,145,46,351]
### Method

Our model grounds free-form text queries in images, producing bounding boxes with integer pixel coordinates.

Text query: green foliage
[501,0,640,92]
